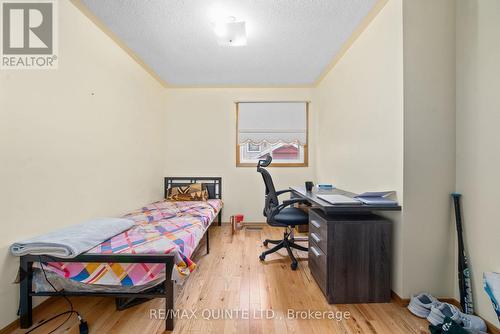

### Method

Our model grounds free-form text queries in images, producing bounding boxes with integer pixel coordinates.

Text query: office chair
[257,155,309,270]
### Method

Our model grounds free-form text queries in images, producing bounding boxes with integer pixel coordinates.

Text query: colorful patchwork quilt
[38,199,222,286]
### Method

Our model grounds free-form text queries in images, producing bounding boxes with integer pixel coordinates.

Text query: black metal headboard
[164,177,222,200]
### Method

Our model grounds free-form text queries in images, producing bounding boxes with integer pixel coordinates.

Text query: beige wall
[1,0,498,329]
[314,0,460,302]
[0,1,166,328]
[402,0,457,298]
[456,0,500,324]
[163,88,315,222]
[314,0,405,294]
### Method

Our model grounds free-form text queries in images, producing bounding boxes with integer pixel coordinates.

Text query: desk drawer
[309,230,327,254]
[309,240,327,296]
[309,210,328,249]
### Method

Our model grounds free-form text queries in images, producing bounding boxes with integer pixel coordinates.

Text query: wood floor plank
[6,225,431,334]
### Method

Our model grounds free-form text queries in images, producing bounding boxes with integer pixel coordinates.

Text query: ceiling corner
[313,0,390,87]
[69,0,170,88]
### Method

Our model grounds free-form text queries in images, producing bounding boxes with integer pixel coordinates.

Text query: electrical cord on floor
[24,257,88,334]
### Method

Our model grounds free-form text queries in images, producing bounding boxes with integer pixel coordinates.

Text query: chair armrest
[275,189,292,196]
[270,198,310,217]
[282,198,309,206]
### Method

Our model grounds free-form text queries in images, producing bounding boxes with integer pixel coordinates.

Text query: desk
[290,186,401,304]
[290,186,402,214]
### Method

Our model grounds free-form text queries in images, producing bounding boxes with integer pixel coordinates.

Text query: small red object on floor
[231,214,244,234]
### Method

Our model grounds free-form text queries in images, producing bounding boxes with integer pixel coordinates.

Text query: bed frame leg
[19,257,33,329]
[165,265,174,332]
[206,228,210,255]
[217,211,222,226]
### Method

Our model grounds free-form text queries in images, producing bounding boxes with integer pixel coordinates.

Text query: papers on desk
[317,194,361,205]
[356,191,395,198]
[355,191,398,206]
[355,197,398,205]
[316,191,399,206]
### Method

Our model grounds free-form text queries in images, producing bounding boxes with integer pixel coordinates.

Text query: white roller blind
[238,102,307,145]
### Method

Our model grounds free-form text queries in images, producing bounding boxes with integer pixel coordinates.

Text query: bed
[18,177,222,332]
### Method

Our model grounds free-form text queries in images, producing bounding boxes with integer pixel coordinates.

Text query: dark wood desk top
[290,186,402,214]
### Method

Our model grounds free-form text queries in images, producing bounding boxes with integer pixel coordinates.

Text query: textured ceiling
[80,0,378,86]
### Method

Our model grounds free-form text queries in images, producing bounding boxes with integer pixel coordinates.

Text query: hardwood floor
[8,225,430,333]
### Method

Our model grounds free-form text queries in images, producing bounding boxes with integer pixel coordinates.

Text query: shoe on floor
[408,292,442,318]
[459,312,487,333]
[429,316,469,334]
[428,303,462,326]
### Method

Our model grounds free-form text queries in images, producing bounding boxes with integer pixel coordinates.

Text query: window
[236,101,309,167]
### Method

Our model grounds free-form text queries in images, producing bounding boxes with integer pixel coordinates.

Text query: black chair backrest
[257,155,279,218]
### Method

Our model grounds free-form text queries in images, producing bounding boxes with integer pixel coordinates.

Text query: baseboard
[242,222,266,227]
[391,290,409,307]
[392,290,463,308]
[391,291,500,334]
[223,221,266,228]
[0,297,56,334]
[487,320,500,334]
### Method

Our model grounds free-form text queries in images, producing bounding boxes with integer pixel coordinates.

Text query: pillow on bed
[166,183,209,201]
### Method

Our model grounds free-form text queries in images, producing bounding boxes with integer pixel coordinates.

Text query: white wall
[315,0,459,301]
[456,0,500,325]
[163,88,315,222]
[314,0,405,295]
[1,0,498,329]
[0,1,166,328]
[402,0,457,298]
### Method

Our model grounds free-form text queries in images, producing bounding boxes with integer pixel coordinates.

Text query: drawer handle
[310,246,321,257]
[310,220,321,228]
[310,232,321,243]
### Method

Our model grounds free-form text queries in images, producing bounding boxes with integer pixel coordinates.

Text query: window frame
[235,101,309,167]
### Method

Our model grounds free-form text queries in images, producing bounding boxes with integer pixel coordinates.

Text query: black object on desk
[305,181,314,192]
[290,186,401,304]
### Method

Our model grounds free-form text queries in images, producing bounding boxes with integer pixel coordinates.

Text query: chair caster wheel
[291,262,298,270]
[263,240,268,246]
[259,254,265,261]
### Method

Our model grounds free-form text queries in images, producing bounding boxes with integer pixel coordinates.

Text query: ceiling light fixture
[212,16,247,47]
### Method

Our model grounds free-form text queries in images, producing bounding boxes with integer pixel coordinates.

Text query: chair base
[259,228,308,270]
